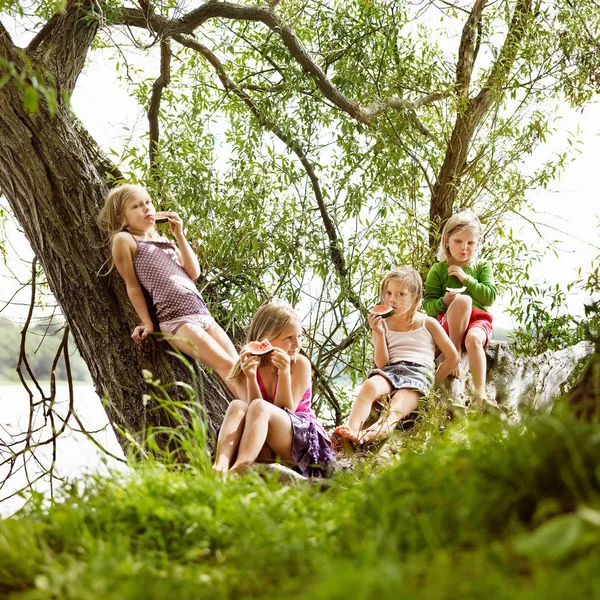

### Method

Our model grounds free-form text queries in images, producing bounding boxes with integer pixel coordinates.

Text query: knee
[465,330,484,351]
[248,398,268,417]
[448,294,472,314]
[226,399,248,417]
[360,379,378,397]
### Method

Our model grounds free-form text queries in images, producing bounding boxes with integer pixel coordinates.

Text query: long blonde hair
[379,266,423,323]
[228,301,299,384]
[437,210,483,264]
[98,184,157,272]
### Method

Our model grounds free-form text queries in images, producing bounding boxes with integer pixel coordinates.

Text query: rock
[440,340,595,417]
[245,462,308,484]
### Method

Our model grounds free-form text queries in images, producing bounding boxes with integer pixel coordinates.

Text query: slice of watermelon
[245,339,275,356]
[445,286,467,293]
[369,305,395,318]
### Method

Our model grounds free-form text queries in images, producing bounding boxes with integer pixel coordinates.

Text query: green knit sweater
[422,260,497,317]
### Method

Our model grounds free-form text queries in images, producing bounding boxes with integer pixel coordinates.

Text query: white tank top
[384,315,435,371]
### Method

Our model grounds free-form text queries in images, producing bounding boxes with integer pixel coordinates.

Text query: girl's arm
[463,261,496,306]
[423,262,450,316]
[236,350,262,403]
[159,212,201,280]
[112,233,154,342]
[369,313,389,369]
[425,317,459,384]
[272,352,311,411]
[449,261,496,306]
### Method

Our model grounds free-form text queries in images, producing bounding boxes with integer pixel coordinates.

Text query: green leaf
[23,85,39,113]
[513,514,583,560]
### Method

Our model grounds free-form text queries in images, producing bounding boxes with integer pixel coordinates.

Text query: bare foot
[482,397,507,415]
[212,463,229,476]
[470,394,506,415]
[332,425,358,443]
[358,423,392,445]
[229,461,253,475]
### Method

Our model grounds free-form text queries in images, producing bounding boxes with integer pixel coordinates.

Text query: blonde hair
[379,266,423,322]
[228,301,299,384]
[98,184,157,272]
[437,210,483,264]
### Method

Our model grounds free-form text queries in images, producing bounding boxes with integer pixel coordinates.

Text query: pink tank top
[131,236,209,324]
[256,371,330,440]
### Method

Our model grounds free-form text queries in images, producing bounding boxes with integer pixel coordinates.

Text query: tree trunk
[0,11,228,451]
[428,0,533,247]
[441,340,595,417]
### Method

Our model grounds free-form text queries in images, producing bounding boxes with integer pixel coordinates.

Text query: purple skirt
[283,408,336,478]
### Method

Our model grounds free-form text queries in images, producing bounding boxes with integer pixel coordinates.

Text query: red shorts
[437,307,493,348]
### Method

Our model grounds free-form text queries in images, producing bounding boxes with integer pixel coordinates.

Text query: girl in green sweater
[423,211,497,408]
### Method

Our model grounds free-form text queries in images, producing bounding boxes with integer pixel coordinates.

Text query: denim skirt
[368,360,434,394]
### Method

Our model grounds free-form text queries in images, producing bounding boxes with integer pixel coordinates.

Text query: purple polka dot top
[131,237,209,324]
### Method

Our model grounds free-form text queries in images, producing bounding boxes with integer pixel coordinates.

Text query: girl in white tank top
[333,266,459,447]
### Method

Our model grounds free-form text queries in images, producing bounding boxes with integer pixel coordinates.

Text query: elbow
[125,283,144,297]
[188,268,201,281]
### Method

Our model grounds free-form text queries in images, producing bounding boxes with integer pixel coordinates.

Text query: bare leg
[359,389,421,445]
[445,295,472,377]
[168,323,238,396]
[230,399,294,472]
[205,321,238,362]
[213,400,248,474]
[341,376,393,439]
[465,327,488,400]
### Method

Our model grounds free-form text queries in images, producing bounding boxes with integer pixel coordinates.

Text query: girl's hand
[240,349,260,377]
[447,265,466,281]
[132,323,154,344]
[270,347,291,373]
[367,312,385,334]
[155,211,184,237]
[443,289,461,306]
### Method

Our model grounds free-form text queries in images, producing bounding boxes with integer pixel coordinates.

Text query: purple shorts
[159,313,215,336]
[283,408,336,478]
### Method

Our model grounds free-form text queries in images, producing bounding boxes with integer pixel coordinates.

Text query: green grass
[2,405,600,599]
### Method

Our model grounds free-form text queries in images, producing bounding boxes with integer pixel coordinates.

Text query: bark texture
[441,340,595,417]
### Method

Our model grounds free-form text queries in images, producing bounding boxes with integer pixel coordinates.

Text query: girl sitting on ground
[213,300,335,477]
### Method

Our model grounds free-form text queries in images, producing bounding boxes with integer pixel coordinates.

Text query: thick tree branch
[173,33,364,313]
[429,0,534,242]
[26,0,99,93]
[148,38,171,175]
[455,0,487,96]
[472,0,534,118]
[112,3,445,127]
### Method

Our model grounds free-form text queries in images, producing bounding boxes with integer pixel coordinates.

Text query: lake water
[0,384,126,516]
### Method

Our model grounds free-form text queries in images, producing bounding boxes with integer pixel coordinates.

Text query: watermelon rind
[445,286,467,293]
[369,305,395,318]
